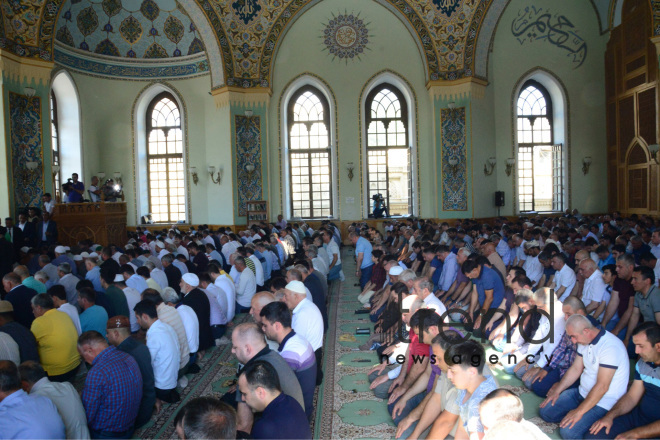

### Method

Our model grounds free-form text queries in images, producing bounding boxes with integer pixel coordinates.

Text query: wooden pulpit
[54,202,127,247]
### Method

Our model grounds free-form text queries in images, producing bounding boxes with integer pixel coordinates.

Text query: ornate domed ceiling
[54,0,205,58]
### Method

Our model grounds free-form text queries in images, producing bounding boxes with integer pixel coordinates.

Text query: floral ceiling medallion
[321,12,370,64]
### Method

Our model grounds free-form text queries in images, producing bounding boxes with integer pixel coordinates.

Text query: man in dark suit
[36,212,57,247]
[2,272,37,328]
[180,273,213,354]
[161,254,182,294]
[16,213,35,248]
[4,218,24,250]
[0,227,16,278]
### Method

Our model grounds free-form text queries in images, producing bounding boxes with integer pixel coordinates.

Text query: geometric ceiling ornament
[139,0,160,22]
[51,0,204,60]
[321,12,371,64]
[164,15,184,44]
[102,0,122,17]
[120,15,142,44]
[77,6,99,36]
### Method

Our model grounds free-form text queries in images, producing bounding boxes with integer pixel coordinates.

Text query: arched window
[287,86,332,218]
[146,92,185,223]
[50,92,61,200]
[365,84,411,216]
[516,80,563,212]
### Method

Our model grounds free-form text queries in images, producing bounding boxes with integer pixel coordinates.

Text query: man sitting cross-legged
[220,322,304,433]
[539,314,629,439]
[237,360,311,440]
[260,301,317,420]
[587,322,660,439]
[445,340,498,440]
[368,295,424,399]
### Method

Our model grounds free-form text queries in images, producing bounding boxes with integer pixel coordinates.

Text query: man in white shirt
[234,256,256,314]
[145,261,169,291]
[57,263,79,308]
[522,241,543,288]
[134,299,181,411]
[512,234,527,267]
[246,247,264,288]
[42,193,55,215]
[49,285,82,335]
[115,277,142,333]
[208,264,236,323]
[323,229,342,281]
[306,245,329,277]
[650,230,660,259]
[283,280,325,385]
[578,259,608,317]
[412,277,447,316]
[19,361,90,439]
[199,272,228,339]
[550,253,577,302]
[121,265,149,294]
[88,176,101,202]
[540,315,629,439]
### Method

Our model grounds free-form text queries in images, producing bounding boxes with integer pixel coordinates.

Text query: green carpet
[317,248,561,439]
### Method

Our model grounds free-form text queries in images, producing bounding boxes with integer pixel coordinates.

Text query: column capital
[426,77,488,100]
[211,85,272,109]
[0,49,54,86]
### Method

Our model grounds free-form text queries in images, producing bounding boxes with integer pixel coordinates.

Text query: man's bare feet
[155,399,163,414]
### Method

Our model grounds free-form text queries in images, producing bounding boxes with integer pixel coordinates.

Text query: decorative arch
[625,138,651,164]
[132,82,190,224]
[359,70,419,218]
[50,69,83,189]
[625,138,651,210]
[511,68,571,213]
[279,73,338,219]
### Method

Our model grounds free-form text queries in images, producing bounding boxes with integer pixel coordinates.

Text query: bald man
[223,322,304,432]
[539,315,629,439]
[249,292,276,324]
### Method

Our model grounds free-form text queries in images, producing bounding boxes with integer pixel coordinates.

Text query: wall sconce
[505,158,515,176]
[346,162,354,181]
[448,101,456,109]
[447,157,459,171]
[25,161,38,171]
[483,157,496,175]
[208,165,222,184]
[24,87,36,98]
[113,171,122,185]
[245,109,253,118]
[189,167,199,185]
[245,164,256,175]
[97,172,105,180]
[582,157,592,175]
[649,144,660,164]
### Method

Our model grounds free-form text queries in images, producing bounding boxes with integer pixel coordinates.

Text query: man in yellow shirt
[30,293,81,382]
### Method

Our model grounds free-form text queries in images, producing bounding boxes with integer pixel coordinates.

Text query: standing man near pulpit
[68,173,85,203]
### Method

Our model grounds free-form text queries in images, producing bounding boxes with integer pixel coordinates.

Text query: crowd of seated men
[1,209,660,439]
[0,209,344,439]
[349,212,660,440]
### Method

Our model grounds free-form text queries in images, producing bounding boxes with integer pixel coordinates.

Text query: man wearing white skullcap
[180,273,214,355]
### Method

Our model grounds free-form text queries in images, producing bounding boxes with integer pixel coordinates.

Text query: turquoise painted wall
[268,0,434,221]
[67,71,235,226]
[487,0,608,215]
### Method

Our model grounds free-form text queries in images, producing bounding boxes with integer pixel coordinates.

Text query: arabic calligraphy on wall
[321,12,370,64]
[511,6,586,69]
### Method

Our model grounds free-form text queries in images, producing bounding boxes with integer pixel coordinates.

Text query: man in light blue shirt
[0,360,65,439]
[351,232,374,290]
[256,242,273,285]
[437,245,459,294]
[85,259,104,292]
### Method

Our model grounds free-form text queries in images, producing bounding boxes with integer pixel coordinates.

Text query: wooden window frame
[517,80,562,213]
[365,83,411,216]
[50,91,62,200]
[146,91,185,224]
[286,85,333,219]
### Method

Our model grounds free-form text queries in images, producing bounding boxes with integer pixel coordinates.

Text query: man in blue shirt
[68,173,85,203]
[462,258,505,337]
[238,360,311,439]
[351,231,374,290]
[0,360,65,439]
